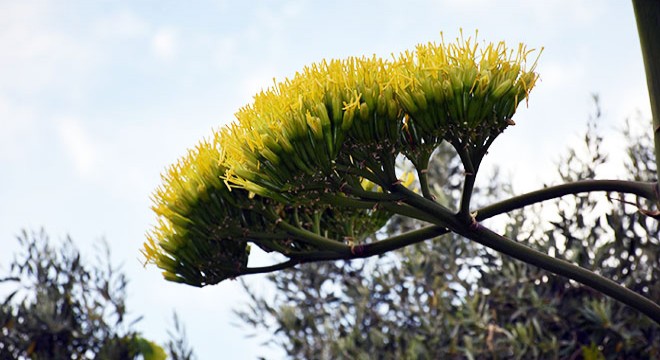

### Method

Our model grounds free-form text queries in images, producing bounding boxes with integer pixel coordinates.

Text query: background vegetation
[0,231,195,360]
[237,108,659,359]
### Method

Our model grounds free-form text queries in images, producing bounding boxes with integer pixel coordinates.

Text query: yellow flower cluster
[221,56,401,200]
[144,34,540,286]
[221,35,539,198]
[395,36,539,150]
[143,134,254,285]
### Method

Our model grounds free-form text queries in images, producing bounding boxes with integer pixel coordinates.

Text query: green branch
[276,225,449,262]
[633,0,660,187]
[457,222,660,325]
[395,185,660,325]
[247,179,660,324]
[455,144,477,219]
[340,184,405,201]
[391,183,457,222]
[417,166,434,200]
[411,150,434,200]
[476,180,659,220]
[347,178,660,261]
[242,259,299,275]
[354,225,449,258]
[267,179,658,266]
[380,201,441,224]
[265,214,351,254]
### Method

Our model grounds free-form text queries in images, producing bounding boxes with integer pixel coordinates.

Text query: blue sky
[0,1,651,359]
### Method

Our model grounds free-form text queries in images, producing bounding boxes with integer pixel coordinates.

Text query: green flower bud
[342,107,355,131]
[397,92,418,113]
[261,146,281,165]
[492,78,512,98]
[306,113,324,140]
[359,102,370,121]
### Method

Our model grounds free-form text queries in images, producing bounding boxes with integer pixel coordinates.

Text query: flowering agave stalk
[143,33,660,324]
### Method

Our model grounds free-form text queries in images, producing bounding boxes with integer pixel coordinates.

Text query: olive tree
[0,230,195,360]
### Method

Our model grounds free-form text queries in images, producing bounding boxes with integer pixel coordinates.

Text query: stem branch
[476,180,659,220]
[633,0,660,186]
[458,223,660,324]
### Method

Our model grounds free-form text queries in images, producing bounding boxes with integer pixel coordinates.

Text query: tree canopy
[0,230,195,360]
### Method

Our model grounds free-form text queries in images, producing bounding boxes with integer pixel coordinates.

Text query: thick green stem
[242,259,299,275]
[270,216,350,253]
[355,225,448,258]
[476,180,659,220]
[283,225,449,262]
[321,193,379,209]
[367,179,660,258]
[380,202,441,224]
[455,145,478,219]
[633,0,660,185]
[381,151,400,185]
[395,187,660,325]
[413,152,434,200]
[418,168,433,200]
[242,225,450,274]
[456,223,660,324]
[392,183,457,222]
[340,185,405,201]
[271,179,657,263]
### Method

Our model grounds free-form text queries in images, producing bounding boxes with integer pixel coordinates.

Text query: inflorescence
[143,33,541,287]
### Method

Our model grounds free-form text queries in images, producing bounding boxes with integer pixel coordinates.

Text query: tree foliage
[0,230,195,360]
[236,110,659,359]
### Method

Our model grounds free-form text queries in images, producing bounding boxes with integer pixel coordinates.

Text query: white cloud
[152,28,178,60]
[57,116,97,177]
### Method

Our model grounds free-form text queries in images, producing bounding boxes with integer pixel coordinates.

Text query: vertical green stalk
[455,144,478,219]
[414,154,434,200]
[633,0,660,186]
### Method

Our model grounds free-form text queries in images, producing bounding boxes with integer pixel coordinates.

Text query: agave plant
[142,32,660,324]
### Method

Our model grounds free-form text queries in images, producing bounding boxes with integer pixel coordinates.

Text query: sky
[0,1,652,359]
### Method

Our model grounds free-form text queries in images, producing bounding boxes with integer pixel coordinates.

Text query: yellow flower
[394,31,541,149]
[144,32,541,286]
[143,136,256,286]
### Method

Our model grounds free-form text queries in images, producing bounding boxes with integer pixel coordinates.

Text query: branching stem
[477,180,659,220]
[455,144,478,219]
[456,222,660,324]
[396,184,660,325]
[242,260,299,275]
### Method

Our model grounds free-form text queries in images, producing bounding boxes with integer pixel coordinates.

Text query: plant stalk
[395,188,660,325]
[457,223,660,324]
[633,0,660,186]
[476,180,659,220]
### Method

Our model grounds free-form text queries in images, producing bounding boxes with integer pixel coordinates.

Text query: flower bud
[492,78,512,98]
[359,102,370,121]
[342,107,355,131]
